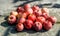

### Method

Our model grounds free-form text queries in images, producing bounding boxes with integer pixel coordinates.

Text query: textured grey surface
[0,0,60,36]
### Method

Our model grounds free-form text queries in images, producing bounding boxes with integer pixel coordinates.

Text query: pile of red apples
[8,4,57,31]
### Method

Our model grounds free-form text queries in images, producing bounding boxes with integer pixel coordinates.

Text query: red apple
[47,16,57,24]
[33,9,42,16]
[42,13,49,19]
[41,8,49,14]
[24,20,33,29]
[36,16,45,24]
[10,11,18,17]
[33,21,42,31]
[25,8,33,14]
[21,12,28,18]
[16,23,24,31]
[16,7,24,13]
[32,5,40,11]
[28,14,36,21]
[18,17,26,24]
[17,12,22,20]
[43,21,52,30]
[24,4,31,9]
[8,15,16,24]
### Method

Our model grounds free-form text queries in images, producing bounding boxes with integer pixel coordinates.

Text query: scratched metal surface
[0,0,60,36]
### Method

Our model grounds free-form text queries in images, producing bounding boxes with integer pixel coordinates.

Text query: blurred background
[0,0,60,15]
